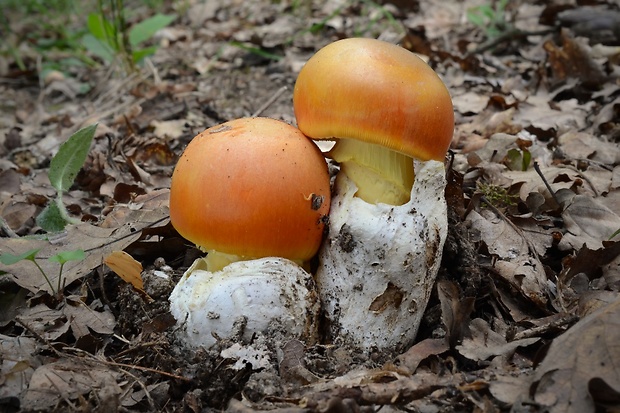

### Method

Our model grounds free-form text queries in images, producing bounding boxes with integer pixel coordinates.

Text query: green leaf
[82,34,115,63]
[466,9,486,28]
[36,201,69,232]
[87,13,115,42]
[521,149,532,171]
[49,124,97,193]
[49,249,85,265]
[128,13,176,46]
[610,228,620,240]
[229,41,283,61]
[132,45,158,64]
[0,248,40,265]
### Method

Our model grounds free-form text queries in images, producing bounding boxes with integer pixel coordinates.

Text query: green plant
[504,147,531,171]
[81,0,176,72]
[0,248,85,297]
[36,124,98,232]
[353,0,404,38]
[477,182,518,209]
[466,0,511,40]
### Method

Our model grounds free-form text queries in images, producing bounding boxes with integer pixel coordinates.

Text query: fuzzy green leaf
[36,201,69,232]
[49,124,97,194]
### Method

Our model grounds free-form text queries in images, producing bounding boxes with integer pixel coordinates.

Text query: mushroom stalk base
[169,257,320,349]
[316,160,447,354]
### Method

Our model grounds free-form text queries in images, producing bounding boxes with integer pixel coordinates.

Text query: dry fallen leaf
[466,209,549,307]
[0,334,40,402]
[104,250,144,292]
[20,359,121,412]
[530,297,620,413]
[456,318,539,362]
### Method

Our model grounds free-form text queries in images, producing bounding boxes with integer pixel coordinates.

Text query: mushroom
[293,38,453,354]
[168,117,330,348]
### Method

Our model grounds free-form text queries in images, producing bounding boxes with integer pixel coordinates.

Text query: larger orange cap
[169,117,331,261]
[293,38,454,161]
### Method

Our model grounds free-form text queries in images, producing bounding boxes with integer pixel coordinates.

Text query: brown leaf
[20,358,120,412]
[395,338,449,374]
[279,339,321,385]
[0,334,40,401]
[456,318,539,361]
[466,209,549,307]
[543,28,608,89]
[104,250,144,292]
[530,297,620,412]
[16,304,70,341]
[0,192,168,295]
[560,196,620,250]
[63,299,116,339]
[437,280,475,348]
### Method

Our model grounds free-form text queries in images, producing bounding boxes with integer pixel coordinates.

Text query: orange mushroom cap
[293,38,454,162]
[169,117,331,261]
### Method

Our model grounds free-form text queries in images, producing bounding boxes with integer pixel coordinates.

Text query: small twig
[81,216,169,254]
[14,317,63,357]
[251,86,288,117]
[101,359,192,382]
[533,161,562,207]
[512,314,579,341]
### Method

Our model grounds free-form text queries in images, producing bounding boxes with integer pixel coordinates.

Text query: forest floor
[1,0,620,412]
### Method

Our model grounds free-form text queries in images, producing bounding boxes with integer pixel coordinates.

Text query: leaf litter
[1,0,620,412]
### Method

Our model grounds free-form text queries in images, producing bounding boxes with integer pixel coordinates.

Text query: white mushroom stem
[316,159,448,353]
[169,257,320,349]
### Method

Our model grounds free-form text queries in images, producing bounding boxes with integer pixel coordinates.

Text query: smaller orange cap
[293,38,454,161]
[169,117,331,261]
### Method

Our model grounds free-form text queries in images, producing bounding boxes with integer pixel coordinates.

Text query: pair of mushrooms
[168,38,454,352]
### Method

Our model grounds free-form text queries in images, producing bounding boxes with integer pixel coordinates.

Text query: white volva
[169,257,320,348]
[316,160,448,353]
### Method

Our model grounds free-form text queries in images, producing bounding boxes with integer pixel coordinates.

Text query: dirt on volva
[1,0,620,412]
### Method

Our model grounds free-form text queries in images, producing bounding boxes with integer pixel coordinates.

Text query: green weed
[477,182,518,209]
[36,124,98,232]
[82,0,176,73]
[0,248,85,298]
[466,0,511,40]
